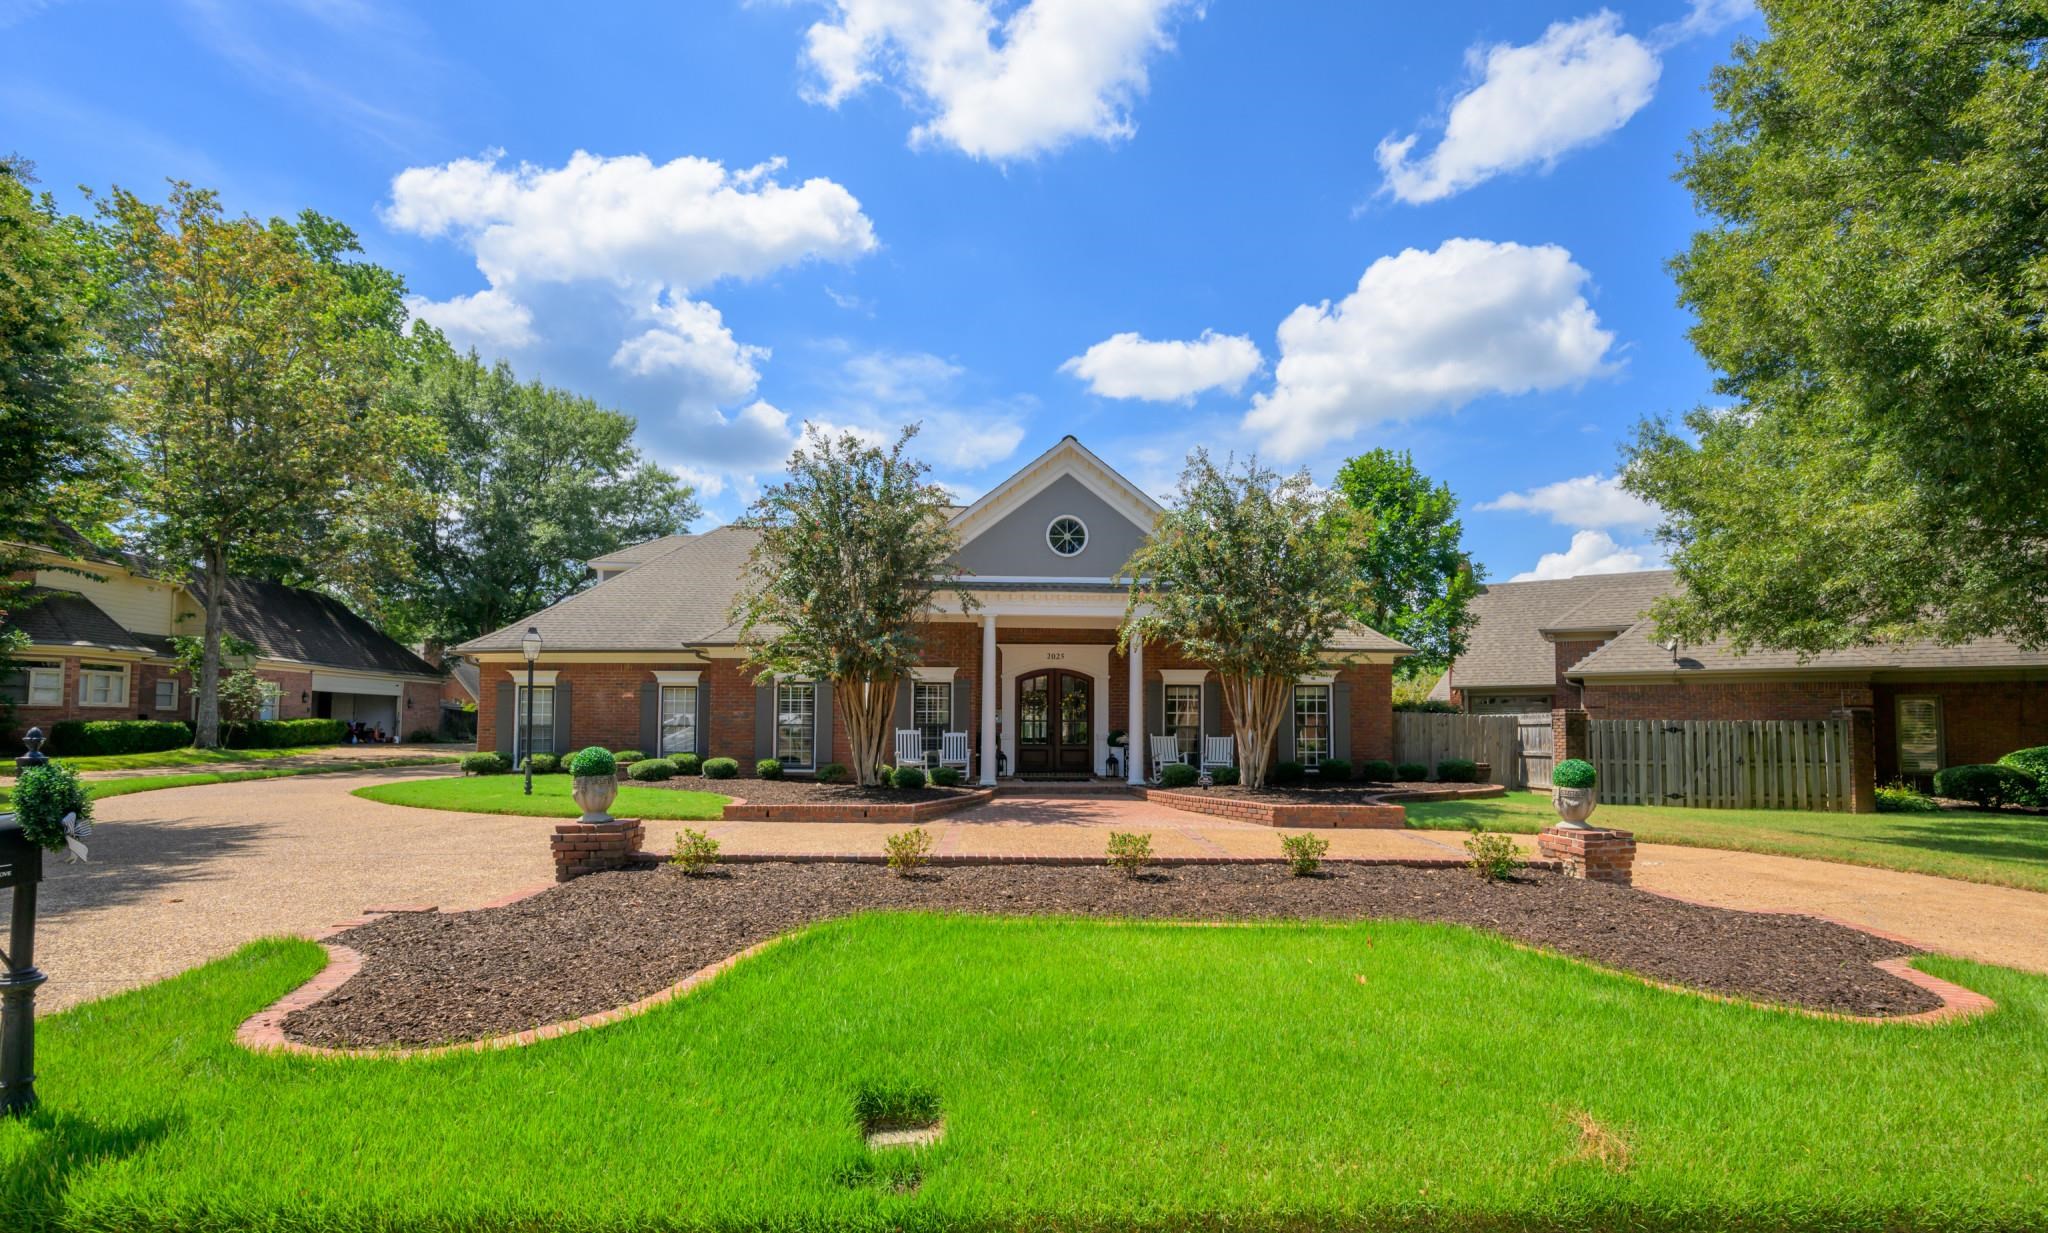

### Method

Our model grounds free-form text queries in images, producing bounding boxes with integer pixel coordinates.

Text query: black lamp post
[2,729,53,1116]
[521,626,542,796]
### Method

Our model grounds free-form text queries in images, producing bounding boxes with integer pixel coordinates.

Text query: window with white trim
[514,685,554,760]
[914,681,951,760]
[1293,685,1331,769]
[79,663,129,708]
[660,684,697,756]
[257,681,282,722]
[776,680,816,768]
[1164,684,1201,764]
[155,678,179,711]
[0,661,62,708]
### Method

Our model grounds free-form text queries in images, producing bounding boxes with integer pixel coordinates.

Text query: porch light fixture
[521,627,542,796]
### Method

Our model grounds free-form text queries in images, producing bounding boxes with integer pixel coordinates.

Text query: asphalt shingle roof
[1571,620,2048,678]
[3,588,156,655]
[208,577,440,678]
[1450,571,1675,690]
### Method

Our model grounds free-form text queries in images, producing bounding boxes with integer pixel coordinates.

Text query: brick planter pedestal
[552,819,646,881]
[1536,826,1635,886]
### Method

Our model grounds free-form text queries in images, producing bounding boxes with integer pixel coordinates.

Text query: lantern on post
[520,626,543,796]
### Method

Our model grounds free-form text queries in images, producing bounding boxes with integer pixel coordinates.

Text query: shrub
[1106,831,1153,878]
[930,765,963,787]
[756,758,786,780]
[1395,762,1429,782]
[885,826,934,875]
[613,750,646,765]
[11,761,90,851]
[628,757,677,781]
[672,828,721,875]
[674,752,703,776]
[49,718,193,757]
[817,761,851,784]
[406,727,438,744]
[1209,765,1240,786]
[1997,746,2048,806]
[1552,759,1598,790]
[1933,763,2037,810]
[1876,782,1941,813]
[1464,825,1522,883]
[222,718,347,749]
[525,752,561,775]
[1159,762,1199,788]
[702,756,739,780]
[1435,758,1480,784]
[566,746,617,778]
[1360,759,1397,782]
[1269,760,1306,786]
[1317,758,1353,782]
[1280,831,1329,877]
[891,764,928,790]
[1393,699,1459,713]
[460,751,510,775]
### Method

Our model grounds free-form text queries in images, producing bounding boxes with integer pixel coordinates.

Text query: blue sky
[2,0,1757,582]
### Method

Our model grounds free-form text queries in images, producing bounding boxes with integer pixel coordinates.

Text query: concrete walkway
[19,770,2048,1011]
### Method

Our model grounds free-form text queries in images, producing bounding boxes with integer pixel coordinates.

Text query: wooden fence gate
[1392,713,1525,786]
[1517,714,1555,790]
[1586,718,1851,811]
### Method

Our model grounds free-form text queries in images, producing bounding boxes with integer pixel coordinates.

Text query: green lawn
[2,915,2043,1230]
[0,756,462,808]
[4,744,372,775]
[353,772,729,820]
[1408,791,2048,894]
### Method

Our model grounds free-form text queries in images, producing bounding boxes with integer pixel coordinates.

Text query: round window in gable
[1047,515,1088,557]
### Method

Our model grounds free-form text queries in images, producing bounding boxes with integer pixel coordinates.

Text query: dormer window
[1047,515,1088,557]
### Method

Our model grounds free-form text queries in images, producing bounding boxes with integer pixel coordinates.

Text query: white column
[979,612,998,784]
[1126,633,1145,784]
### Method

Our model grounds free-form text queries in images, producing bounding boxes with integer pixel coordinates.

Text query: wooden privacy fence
[1517,714,1555,790]
[1587,718,1851,811]
[1392,713,1524,786]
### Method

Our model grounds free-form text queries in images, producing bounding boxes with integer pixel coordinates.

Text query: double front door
[1016,669,1093,774]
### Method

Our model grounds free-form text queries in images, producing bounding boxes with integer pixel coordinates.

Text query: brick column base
[1537,826,1635,886]
[552,819,646,881]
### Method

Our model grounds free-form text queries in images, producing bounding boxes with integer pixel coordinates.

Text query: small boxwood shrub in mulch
[1317,758,1353,782]
[525,752,561,775]
[702,757,739,780]
[672,828,720,876]
[891,765,927,790]
[1359,759,1396,782]
[885,827,933,876]
[817,762,851,783]
[1876,782,1940,813]
[460,751,510,775]
[1395,762,1429,782]
[1552,759,1597,790]
[1934,763,2037,810]
[756,758,785,780]
[628,757,678,782]
[613,750,647,765]
[1209,765,1239,786]
[930,765,963,787]
[675,752,703,776]
[1435,758,1480,784]
[566,747,617,778]
[1106,831,1153,878]
[1269,760,1306,786]
[1280,831,1329,877]
[1159,762,1198,788]
[1465,826,1522,883]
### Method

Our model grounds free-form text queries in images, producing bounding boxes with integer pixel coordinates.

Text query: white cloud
[404,287,534,350]
[611,296,767,407]
[804,348,1028,471]
[1242,238,1615,460]
[1377,11,1660,204]
[798,0,1195,162]
[1655,0,1756,46]
[1061,330,1263,402]
[1511,530,1664,581]
[1480,474,1659,530]
[675,400,804,474]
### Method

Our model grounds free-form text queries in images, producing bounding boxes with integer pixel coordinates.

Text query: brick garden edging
[722,788,994,824]
[1144,789,1408,828]
[1369,783,1509,804]
[551,818,646,881]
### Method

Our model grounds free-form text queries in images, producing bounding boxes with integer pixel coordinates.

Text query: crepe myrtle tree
[1118,450,1370,788]
[732,425,974,787]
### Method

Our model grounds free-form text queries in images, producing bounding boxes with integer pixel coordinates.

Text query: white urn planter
[572,773,620,823]
[1552,785,1599,829]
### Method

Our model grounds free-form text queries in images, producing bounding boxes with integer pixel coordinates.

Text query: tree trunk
[194,543,226,749]
[836,673,899,787]
[1222,672,1293,788]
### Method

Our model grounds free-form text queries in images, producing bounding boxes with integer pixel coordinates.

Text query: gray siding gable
[951,474,1150,579]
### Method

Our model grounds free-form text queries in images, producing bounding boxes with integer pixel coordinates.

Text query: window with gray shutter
[1896,697,1943,777]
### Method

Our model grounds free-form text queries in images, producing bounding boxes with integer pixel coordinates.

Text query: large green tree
[1625,0,2048,654]
[88,183,433,746]
[1332,448,1481,675]
[387,338,700,646]
[732,426,971,787]
[1119,451,1369,788]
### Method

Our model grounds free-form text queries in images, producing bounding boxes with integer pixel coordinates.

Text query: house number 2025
[1044,653,1066,661]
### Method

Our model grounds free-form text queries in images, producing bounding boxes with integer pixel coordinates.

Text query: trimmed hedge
[1359,759,1397,783]
[675,752,703,776]
[613,750,647,765]
[1876,783,1940,813]
[628,757,678,782]
[1269,760,1306,786]
[1395,762,1428,782]
[1317,758,1353,782]
[1553,759,1597,790]
[930,765,963,787]
[756,758,785,780]
[1934,764,2037,810]
[1435,758,1480,784]
[1159,762,1199,788]
[460,751,510,775]
[49,719,192,757]
[891,765,927,790]
[702,757,739,780]
[525,752,561,775]
[816,762,851,784]
[224,718,346,749]
[1997,747,2048,807]
[1209,765,1240,786]
[566,747,616,778]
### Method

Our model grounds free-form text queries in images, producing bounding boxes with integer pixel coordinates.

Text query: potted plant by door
[1551,759,1598,828]
[566,746,620,822]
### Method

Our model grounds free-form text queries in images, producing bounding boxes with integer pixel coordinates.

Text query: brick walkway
[21,768,2048,1011]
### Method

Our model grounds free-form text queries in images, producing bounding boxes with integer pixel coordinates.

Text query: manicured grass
[353,771,729,820]
[2,916,2043,1230]
[0,756,462,808]
[6,744,366,775]
[1408,790,2048,893]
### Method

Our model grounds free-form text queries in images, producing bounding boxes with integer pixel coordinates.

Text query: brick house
[3,535,443,743]
[1435,570,2048,785]
[455,437,1411,782]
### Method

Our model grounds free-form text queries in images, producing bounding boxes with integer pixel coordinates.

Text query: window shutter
[696,683,711,755]
[1332,681,1352,763]
[639,683,658,755]
[816,685,833,765]
[894,679,912,732]
[755,681,775,762]
[553,681,573,753]
[494,683,515,756]
[1202,679,1223,742]
[1146,680,1165,736]
[1279,689,1298,764]
[952,677,971,732]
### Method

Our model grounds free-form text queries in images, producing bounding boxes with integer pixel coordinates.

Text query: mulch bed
[1194,782,1440,804]
[286,863,1938,1048]
[648,777,980,805]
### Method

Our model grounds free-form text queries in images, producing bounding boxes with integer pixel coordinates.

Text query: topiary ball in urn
[566,746,620,822]
[1551,758,1598,827]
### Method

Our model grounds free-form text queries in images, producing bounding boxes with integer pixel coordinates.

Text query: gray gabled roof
[209,577,440,679]
[1540,571,1680,635]
[587,533,698,570]
[1450,571,1676,690]
[3,588,156,656]
[1570,620,2048,679]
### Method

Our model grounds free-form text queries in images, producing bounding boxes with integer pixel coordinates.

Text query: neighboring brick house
[1435,570,2048,785]
[3,536,442,743]
[455,437,1410,782]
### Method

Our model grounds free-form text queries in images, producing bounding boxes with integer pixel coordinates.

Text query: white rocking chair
[1149,734,1182,783]
[938,731,971,773]
[1200,735,1235,772]
[893,728,925,768]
